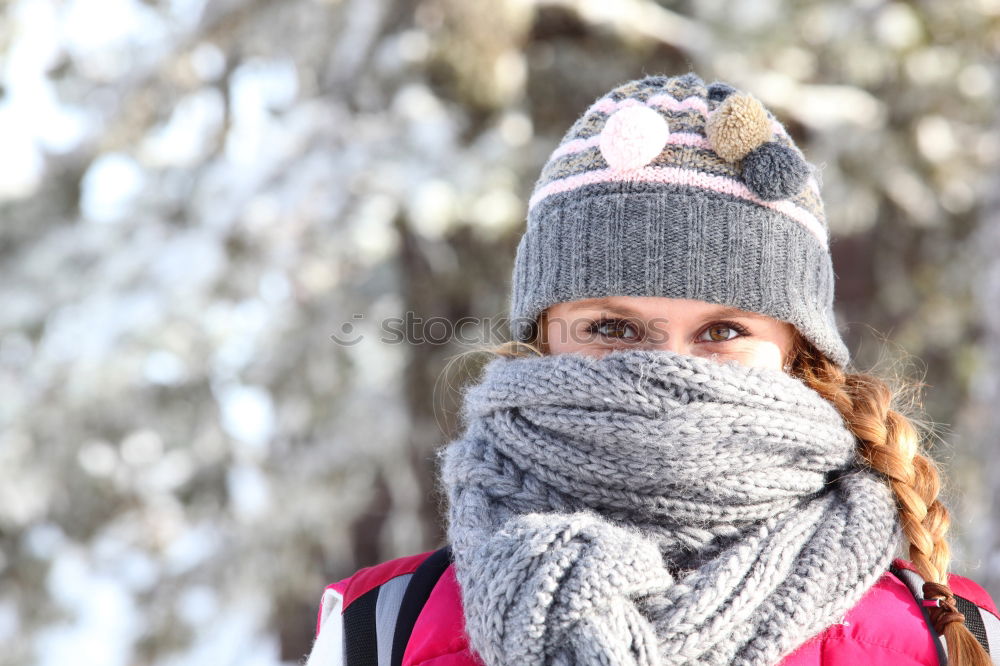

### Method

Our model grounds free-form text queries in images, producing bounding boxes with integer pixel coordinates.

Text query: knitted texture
[508,73,850,367]
[440,348,901,665]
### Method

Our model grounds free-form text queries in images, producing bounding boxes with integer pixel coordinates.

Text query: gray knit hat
[508,72,850,367]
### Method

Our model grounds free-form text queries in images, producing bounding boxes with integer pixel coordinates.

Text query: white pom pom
[598,106,671,171]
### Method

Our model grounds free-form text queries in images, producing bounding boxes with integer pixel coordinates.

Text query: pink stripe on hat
[647,94,710,116]
[527,166,827,247]
[588,95,709,117]
[548,132,712,162]
[549,136,602,160]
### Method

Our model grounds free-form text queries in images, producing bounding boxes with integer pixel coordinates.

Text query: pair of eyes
[586,318,751,343]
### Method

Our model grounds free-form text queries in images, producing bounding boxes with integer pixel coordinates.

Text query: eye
[587,317,641,342]
[698,321,749,343]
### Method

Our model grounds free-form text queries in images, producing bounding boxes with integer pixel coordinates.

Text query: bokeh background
[1,0,998,663]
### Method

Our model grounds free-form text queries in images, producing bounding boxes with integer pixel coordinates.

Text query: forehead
[558,296,770,320]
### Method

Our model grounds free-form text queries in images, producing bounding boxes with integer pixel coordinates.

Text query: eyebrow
[566,298,770,321]
[566,298,646,318]
[700,306,771,321]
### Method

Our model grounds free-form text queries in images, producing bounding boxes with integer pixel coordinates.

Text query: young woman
[305,73,999,666]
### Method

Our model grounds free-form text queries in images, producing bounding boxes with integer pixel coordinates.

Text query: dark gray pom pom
[707,82,737,102]
[742,142,810,201]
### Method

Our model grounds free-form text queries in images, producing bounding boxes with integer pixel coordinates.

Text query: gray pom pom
[742,142,809,201]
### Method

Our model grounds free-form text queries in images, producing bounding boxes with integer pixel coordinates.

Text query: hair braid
[790,336,991,666]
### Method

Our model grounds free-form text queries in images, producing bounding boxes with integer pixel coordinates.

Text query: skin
[542,296,796,372]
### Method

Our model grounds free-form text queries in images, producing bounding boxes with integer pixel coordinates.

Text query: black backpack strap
[954,594,1000,665]
[890,565,1000,665]
[954,596,990,655]
[343,584,382,666]
[342,548,453,666]
[390,546,454,666]
[891,564,950,665]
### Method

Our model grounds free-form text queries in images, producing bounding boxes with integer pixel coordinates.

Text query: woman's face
[543,296,796,372]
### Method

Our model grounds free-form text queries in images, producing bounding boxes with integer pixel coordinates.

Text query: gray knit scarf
[439,348,901,666]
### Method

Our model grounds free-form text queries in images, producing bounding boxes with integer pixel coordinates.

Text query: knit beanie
[507,72,850,367]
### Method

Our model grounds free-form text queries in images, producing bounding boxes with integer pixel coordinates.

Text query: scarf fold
[440,349,901,666]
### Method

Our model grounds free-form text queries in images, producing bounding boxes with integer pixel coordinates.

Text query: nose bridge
[643,318,685,354]
[648,338,686,354]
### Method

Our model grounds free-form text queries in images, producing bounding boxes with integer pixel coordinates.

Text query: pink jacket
[306,551,999,666]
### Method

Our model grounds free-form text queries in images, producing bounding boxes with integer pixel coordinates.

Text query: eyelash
[587,317,643,340]
[586,318,751,342]
[699,320,751,342]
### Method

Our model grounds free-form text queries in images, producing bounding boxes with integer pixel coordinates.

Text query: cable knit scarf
[439,348,901,666]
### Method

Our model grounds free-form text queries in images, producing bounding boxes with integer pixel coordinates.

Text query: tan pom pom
[706,94,772,162]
